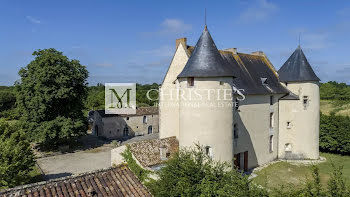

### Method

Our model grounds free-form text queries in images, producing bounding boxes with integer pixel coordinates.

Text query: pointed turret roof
[177,26,235,78]
[278,46,320,82]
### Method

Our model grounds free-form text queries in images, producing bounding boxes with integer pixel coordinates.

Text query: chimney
[223,48,237,54]
[176,38,187,49]
[252,51,265,56]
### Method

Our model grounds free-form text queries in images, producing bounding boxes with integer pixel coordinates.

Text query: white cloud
[238,0,278,23]
[26,16,41,24]
[159,19,192,34]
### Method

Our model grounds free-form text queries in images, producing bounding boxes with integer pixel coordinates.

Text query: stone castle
[158,25,320,170]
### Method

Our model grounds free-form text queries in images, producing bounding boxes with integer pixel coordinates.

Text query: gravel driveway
[37,146,112,180]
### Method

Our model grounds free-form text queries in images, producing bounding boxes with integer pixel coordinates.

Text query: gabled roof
[278,46,320,82]
[0,165,151,197]
[177,26,235,78]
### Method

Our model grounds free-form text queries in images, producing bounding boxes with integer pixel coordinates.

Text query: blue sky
[1,0,350,86]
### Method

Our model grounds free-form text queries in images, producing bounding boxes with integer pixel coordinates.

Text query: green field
[320,100,350,116]
[253,153,350,189]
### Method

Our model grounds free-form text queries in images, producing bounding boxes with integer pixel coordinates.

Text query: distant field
[320,100,350,116]
[253,153,350,189]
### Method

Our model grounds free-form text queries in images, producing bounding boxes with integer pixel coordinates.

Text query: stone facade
[90,107,159,140]
[159,29,320,170]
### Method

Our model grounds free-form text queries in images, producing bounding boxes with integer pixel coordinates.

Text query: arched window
[123,126,129,137]
[143,116,147,124]
[148,126,153,134]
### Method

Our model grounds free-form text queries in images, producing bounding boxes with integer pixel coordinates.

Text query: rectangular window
[270,96,273,105]
[303,96,309,109]
[205,146,213,158]
[220,81,224,85]
[287,121,291,129]
[234,124,238,139]
[143,116,147,124]
[235,99,239,110]
[188,77,194,87]
[269,135,273,152]
[270,112,274,128]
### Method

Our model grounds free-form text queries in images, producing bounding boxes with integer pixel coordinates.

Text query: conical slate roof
[177,26,235,78]
[278,46,320,82]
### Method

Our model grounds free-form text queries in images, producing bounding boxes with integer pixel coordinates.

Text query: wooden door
[234,153,240,169]
[244,151,248,171]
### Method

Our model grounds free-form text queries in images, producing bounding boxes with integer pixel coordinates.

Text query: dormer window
[188,77,194,87]
[261,78,268,85]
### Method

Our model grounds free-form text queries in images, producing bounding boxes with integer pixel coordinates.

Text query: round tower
[177,26,236,162]
[278,46,320,160]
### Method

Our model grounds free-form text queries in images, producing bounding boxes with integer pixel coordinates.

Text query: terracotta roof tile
[0,165,152,197]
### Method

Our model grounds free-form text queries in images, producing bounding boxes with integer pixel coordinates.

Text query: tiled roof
[178,26,235,78]
[96,107,158,118]
[278,46,320,82]
[186,46,289,95]
[129,137,179,167]
[0,165,151,197]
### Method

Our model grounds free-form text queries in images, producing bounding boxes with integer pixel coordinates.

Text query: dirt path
[37,146,112,180]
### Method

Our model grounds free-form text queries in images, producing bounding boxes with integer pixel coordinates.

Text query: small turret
[278,46,320,160]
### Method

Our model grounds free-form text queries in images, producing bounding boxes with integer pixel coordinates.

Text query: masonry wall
[233,94,283,169]
[278,82,320,160]
[159,43,189,139]
[178,77,234,163]
[94,114,158,140]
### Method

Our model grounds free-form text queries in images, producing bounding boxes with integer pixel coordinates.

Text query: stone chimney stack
[223,48,237,54]
[252,51,265,56]
[176,38,187,49]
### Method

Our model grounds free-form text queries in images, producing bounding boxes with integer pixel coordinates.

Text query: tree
[0,119,35,188]
[0,88,17,119]
[146,145,268,197]
[15,48,89,147]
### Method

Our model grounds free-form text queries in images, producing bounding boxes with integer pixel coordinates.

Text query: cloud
[142,19,192,37]
[159,19,192,34]
[238,0,278,23]
[93,63,114,67]
[26,16,41,24]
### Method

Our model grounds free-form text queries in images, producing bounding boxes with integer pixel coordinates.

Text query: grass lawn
[252,153,350,189]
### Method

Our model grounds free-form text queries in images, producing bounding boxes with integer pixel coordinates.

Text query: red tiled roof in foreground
[0,165,151,197]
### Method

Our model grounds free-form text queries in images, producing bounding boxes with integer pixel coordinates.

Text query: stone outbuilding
[89,107,158,140]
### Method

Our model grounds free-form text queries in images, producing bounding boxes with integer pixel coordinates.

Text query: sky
[1,0,350,86]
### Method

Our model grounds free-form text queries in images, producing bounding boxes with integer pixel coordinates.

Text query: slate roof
[278,46,320,82]
[177,26,235,78]
[129,136,179,167]
[280,92,300,100]
[0,165,151,197]
[185,47,289,95]
[96,107,158,118]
